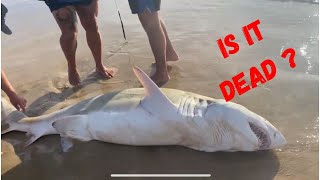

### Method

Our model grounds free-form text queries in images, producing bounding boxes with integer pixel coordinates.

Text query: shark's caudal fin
[2,98,57,147]
[2,99,41,146]
[132,66,177,115]
[1,99,28,135]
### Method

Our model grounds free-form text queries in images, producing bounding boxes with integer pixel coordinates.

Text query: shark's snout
[250,119,287,150]
[270,129,287,149]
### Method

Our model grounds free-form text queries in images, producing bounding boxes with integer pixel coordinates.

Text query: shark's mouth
[249,122,271,150]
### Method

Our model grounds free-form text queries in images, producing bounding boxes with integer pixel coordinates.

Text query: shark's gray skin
[1,67,286,152]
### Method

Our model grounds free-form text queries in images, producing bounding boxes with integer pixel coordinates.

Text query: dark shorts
[128,0,161,14]
[44,0,92,12]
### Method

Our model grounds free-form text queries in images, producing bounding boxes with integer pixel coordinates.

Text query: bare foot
[96,66,118,79]
[150,71,170,87]
[151,50,179,66]
[166,48,179,62]
[68,69,80,86]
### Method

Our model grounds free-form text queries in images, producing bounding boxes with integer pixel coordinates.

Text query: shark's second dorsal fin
[132,66,176,115]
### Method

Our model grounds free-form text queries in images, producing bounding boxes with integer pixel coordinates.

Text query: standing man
[128,0,179,86]
[43,0,117,86]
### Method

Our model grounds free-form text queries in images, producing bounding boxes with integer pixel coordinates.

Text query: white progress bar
[111,174,211,178]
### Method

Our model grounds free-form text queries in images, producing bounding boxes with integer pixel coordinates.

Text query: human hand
[7,92,27,112]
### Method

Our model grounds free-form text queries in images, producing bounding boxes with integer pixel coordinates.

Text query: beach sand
[1,0,319,179]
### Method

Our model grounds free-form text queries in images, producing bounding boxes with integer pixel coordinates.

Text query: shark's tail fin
[1,98,28,134]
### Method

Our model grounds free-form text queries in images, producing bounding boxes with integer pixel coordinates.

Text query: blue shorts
[44,0,92,12]
[128,0,161,14]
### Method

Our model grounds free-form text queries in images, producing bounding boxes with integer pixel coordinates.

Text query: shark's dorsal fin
[132,66,176,115]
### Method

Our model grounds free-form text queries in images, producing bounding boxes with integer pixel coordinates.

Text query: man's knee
[81,16,99,33]
[60,30,77,42]
[54,7,77,24]
[53,7,78,34]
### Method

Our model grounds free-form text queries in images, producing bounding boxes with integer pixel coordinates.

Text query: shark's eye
[274,132,277,138]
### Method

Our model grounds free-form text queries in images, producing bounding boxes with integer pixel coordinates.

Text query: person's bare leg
[76,0,117,79]
[53,7,80,86]
[160,19,179,62]
[138,11,169,85]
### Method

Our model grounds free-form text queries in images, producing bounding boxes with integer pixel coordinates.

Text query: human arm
[1,70,27,111]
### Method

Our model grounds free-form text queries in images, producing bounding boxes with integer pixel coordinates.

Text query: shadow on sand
[25,72,111,117]
[24,62,172,116]
[2,133,280,180]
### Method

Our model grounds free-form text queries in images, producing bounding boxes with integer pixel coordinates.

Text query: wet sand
[1,0,319,179]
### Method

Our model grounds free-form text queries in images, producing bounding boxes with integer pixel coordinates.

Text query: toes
[96,67,118,79]
[69,78,80,86]
[106,67,118,77]
[96,71,110,79]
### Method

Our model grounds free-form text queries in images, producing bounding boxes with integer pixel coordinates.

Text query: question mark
[281,48,296,68]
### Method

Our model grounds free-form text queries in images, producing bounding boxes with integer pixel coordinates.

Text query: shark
[1,66,286,152]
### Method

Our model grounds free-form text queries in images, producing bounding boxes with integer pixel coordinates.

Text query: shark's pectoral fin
[52,115,91,152]
[132,66,177,115]
[60,137,74,152]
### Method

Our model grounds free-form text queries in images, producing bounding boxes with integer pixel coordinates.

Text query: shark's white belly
[86,107,183,146]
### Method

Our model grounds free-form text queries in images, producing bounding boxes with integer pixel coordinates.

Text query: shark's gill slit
[192,98,200,117]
